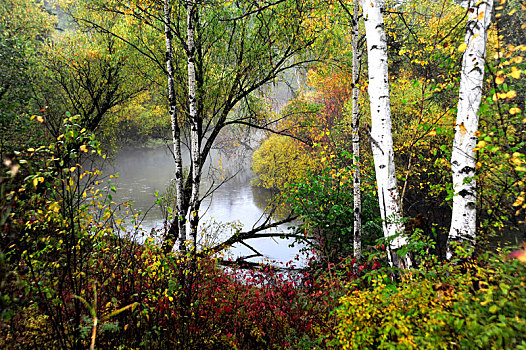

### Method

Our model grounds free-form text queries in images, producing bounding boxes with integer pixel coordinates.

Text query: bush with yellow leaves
[335,253,526,349]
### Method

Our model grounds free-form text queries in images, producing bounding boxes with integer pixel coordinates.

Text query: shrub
[335,253,526,349]
[286,156,382,262]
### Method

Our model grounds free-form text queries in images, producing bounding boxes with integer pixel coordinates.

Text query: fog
[102,146,307,266]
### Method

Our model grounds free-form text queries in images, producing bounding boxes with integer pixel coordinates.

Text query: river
[102,146,307,266]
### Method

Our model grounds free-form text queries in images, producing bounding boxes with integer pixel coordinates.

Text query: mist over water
[102,146,307,266]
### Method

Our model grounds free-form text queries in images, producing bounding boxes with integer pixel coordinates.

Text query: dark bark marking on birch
[459,166,475,174]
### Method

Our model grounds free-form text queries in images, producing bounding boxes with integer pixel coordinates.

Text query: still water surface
[102,146,306,266]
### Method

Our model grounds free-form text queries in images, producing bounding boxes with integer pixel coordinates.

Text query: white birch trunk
[448,0,493,259]
[187,2,200,250]
[351,0,362,260]
[361,0,410,268]
[164,0,186,253]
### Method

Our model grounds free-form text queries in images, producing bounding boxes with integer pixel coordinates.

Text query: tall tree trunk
[351,0,362,260]
[163,0,186,253]
[187,2,200,251]
[361,0,410,268]
[448,0,493,259]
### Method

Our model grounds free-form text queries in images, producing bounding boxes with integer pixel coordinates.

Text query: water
[102,146,307,266]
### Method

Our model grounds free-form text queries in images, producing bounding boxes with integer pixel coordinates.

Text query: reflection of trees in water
[251,186,274,211]
[102,146,296,224]
[251,186,294,222]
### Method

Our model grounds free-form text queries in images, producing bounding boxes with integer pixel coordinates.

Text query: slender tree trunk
[351,0,362,260]
[361,0,410,268]
[448,0,493,259]
[187,2,200,250]
[163,0,186,253]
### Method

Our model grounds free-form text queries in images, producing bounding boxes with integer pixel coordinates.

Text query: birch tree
[361,0,410,268]
[350,0,362,260]
[73,0,320,255]
[163,0,186,252]
[186,1,200,250]
[448,0,493,258]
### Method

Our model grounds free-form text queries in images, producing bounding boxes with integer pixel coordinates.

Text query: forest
[1,0,526,348]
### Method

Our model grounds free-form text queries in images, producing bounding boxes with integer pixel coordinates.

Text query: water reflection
[102,146,306,265]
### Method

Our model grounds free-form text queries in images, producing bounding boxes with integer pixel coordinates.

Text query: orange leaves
[495,76,505,85]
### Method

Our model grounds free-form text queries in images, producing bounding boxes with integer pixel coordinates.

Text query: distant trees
[38,31,143,138]
[0,0,53,156]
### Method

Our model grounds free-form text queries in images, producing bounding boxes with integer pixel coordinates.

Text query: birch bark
[361,0,410,268]
[448,0,493,259]
[351,0,362,260]
[187,2,200,250]
[163,0,186,253]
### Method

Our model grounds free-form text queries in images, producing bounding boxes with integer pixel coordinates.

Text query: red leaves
[507,244,526,263]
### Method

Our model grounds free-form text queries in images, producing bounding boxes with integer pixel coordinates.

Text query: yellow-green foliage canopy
[252,135,318,190]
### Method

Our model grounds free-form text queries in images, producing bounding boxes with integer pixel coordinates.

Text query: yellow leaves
[510,107,521,115]
[458,42,467,52]
[511,153,523,166]
[102,210,112,221]
[510,67,521,79]
[495,76,505,85]
[506,90,517,99]
[30,115,45,123]
[80,145,88,153]
[493,90,517,101]
[513,196,525,206]
[33,176,44,188]
[49,202,60,213]
[476,11,485,21]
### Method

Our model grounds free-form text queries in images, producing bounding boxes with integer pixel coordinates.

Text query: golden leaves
[30,115,44,123]
[510,67,521,79]
[493,90,517,100]
[495,76,505,85]
[513,196,524,206]
[510,107,521,115]
[506,90,517,99]
[458,43,467,52]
